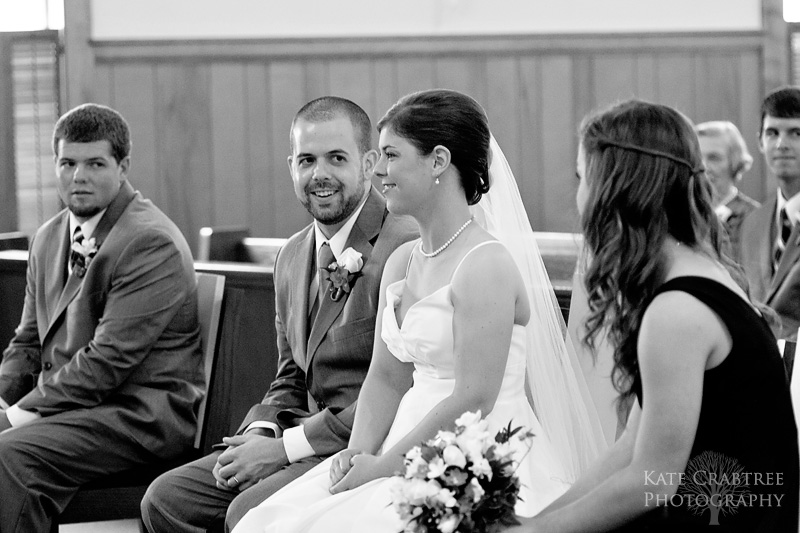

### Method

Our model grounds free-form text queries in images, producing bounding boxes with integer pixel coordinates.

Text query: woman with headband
[507,100,798,532]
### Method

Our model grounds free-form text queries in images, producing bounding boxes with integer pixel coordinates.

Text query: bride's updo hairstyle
[377,89,491,205]
[579,100,734,407]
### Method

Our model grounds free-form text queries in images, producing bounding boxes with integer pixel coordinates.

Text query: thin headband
[598,138,705,175]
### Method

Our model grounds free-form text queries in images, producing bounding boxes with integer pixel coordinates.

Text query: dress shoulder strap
[450,240,503,283]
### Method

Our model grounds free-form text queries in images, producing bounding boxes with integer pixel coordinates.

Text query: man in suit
[0,103,204,532]
[141,96,417,533]
[740,86,800,345]
[696,120,760,262]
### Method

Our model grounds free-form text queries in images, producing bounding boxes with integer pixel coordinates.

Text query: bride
[233,89,606,532]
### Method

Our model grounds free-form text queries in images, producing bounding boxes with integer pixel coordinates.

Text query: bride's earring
[434,177,440,185]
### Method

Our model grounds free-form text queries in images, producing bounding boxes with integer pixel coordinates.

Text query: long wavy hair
[579,100,740,409]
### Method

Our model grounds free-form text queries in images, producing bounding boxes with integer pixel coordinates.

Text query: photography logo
[681,451,751,525]
[645,451,785,526]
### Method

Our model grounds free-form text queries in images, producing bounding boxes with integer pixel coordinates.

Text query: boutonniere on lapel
[71,237,99,278]
[321,247,363,301]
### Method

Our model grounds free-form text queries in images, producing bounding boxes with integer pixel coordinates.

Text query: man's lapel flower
[71,237,99,278]
[322,247,363,302]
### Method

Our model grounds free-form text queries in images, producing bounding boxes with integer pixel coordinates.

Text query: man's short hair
[53,103,131,163]
[696,120,754,178]
[760,86,800,136]
[290,97,372,155]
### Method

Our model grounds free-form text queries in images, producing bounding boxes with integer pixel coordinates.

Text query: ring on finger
[231,475,241,486]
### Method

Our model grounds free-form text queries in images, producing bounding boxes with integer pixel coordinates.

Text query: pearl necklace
[420,216,474,258]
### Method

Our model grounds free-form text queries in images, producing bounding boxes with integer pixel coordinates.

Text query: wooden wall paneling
[268,61,312,237]
[0,35,17,232]
[63,0,94,107]
[111,64,159,203]
[519,57,547,231]
[571,55,594,129]
[395,57,435,97]
[592,53,638,109]
[738,50,767,201]
[540,56,579,232]
[654,53,697,118]
[304,59,329,102]
[692,53,741,124]
[434,56,488,107]
[371,59,398,127]
[154,64,214,252]
[327,59,373,112]
[244,64,274,236]
[210,63,249,229]
[91,63,113,108]
[485,57,522,194]
[634,54,658,102]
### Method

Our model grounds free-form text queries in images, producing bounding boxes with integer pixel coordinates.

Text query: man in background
[142,96,417,533]
[0,103,203,532]
[696,120,759,261]
[740,86,800,350]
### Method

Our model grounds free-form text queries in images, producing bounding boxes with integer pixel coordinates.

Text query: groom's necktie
[69,226,84,274]
[309,242,335,322]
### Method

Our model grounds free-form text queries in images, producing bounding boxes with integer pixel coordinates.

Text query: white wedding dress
[233,241,569,533]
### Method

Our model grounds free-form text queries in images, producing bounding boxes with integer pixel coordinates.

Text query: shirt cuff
[283,425,315,463]
[245,421,282,438]
[6,405,40,427]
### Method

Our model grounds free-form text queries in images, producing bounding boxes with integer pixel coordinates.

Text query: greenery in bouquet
[390,411,535,533]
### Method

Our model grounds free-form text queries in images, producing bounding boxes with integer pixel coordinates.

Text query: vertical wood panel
[371,59,397,127]
[519,57,546,231]
[634,55,658,102]
[328,59,373,112]
[92,64,113,107]
[738,51,766,201]
[693,53,740,124]
[486,57,521,193]
[593,54,637,109]
[305,59,328,102]
[541,56,578,232]
[210,64,249,228]
[111,64,158,204]
[244,64,274,236]
[655,53,697,118]
[395,58,435,97]
[435,57,488,106]
[269,61,311,237]
[0,36,17,231]
[154,64,214,252]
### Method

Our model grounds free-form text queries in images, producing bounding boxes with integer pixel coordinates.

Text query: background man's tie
[774,207,793,273]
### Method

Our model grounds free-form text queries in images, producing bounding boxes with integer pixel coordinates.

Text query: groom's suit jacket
[239,187,417,457]
[740,194,800,341]
[0,181,204,457]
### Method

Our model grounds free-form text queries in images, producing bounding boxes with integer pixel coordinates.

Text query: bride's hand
[329,448,362,487]
[329,453,387,494]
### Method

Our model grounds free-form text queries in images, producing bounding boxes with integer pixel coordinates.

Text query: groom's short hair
[290,96,372,155]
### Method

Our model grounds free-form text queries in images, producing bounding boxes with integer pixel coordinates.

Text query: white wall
[90,0,762,40]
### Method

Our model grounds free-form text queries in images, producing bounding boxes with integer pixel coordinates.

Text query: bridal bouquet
[390,411,534,533]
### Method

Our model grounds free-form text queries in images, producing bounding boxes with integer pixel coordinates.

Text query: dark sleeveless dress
[624,277,799,532]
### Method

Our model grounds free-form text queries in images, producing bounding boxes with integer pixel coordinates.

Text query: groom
[141,96,417,532]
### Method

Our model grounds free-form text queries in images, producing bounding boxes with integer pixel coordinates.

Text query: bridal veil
[471,136,607,483]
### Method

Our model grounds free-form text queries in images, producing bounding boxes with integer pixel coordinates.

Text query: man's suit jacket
[740,194,800,340]
[722,191,760,263]
[0,180,204,457]
[239,186,417,457]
